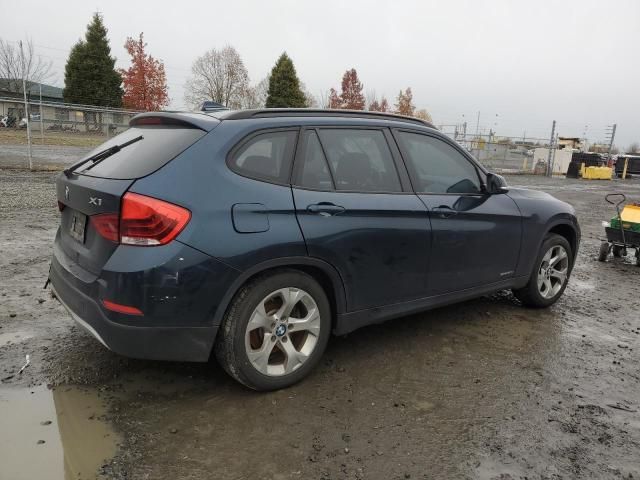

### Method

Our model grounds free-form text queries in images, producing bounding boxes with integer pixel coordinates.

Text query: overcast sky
[3,0,639,147]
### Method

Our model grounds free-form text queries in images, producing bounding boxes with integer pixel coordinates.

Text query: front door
[292,127,432,311]
[394,130,521,295]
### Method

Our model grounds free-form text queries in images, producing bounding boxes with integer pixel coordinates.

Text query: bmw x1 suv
[49,109,580,390]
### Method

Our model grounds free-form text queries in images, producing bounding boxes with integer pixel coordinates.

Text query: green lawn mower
[598,193,640,266]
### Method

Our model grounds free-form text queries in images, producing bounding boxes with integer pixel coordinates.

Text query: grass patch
[0,129,105,147]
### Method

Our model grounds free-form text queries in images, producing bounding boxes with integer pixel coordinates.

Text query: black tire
[612,245,624,257]
[598,242,609,262]
[514,233,573,308]
[214,269,331,391]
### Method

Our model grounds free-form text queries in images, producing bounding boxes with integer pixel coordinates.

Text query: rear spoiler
[130,112,220,132]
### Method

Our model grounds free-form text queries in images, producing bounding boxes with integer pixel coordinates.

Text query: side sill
[334,276,528,336]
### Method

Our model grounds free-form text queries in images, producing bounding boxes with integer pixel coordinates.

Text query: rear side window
[397,132,482,194]
[229,130,297,184]
[297,131,333,190]
[80,126,205,179]
[317,129,401,192]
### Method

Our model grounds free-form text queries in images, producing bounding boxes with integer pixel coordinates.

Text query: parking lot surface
[1,170,639,479]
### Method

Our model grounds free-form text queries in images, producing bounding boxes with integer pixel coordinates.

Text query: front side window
[230,130,297,184]
[317,129,402,192]
[397,132,482,194]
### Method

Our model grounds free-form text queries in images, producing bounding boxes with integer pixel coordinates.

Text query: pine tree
[63,13,123,108]
[265,53,307,108]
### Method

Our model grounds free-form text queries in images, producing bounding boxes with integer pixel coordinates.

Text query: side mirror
[485,172,508,194]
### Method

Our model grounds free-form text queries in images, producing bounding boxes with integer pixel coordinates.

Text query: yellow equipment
[581,163,612,180]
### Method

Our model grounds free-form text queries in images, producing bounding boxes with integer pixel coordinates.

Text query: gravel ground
[1,168,639,480]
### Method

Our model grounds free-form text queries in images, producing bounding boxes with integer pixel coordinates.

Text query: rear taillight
[91,193,190,246]
[91,213,119,243]
[120,193,191,246]
[57,201,66,212]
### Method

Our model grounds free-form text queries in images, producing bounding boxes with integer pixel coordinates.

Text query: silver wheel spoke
[247,334,276,374]
[289,306,321,337]
[280,338,307,374]
[247,303,274,331]
[549,248,567,268]
[549,268,567,282]
[278,288,305,318]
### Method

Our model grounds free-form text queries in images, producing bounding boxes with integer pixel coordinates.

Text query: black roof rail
[215,108,435,128]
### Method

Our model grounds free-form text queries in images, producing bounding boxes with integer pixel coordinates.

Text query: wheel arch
[546,220,579,260]
[211,256,347,330]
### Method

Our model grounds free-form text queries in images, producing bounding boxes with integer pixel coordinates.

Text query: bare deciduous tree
[184,46,249,109]
[299,82,317,108]
[0,38,53,94]
[414,108,432,123]
[627,142,640,154]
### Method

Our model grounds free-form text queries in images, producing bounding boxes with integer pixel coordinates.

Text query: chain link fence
[444,132,562,175]
[0,97,140,169]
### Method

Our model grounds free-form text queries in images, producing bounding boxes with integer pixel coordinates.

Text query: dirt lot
[1,169,639,480]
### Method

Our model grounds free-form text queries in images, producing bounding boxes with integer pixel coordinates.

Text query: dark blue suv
[49,109,580,390]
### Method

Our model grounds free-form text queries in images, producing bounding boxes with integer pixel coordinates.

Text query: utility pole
[19,40,33,171]
[39,83,44,143]
[606,123,617,160]
[546,120,556,177]
[474,111,480,139]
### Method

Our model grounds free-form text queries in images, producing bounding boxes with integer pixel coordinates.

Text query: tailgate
[56,173,133,276]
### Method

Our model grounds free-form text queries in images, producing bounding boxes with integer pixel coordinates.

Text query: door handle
[307,202,346,216]
[432,206,457,218]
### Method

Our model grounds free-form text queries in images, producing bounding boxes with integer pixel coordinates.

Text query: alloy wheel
[244,287,321,376]
[537,245,569,299]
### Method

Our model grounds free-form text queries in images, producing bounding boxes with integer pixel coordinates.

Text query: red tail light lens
[102,299,143,316]
[91,213,119,242]
[120,192,191,246]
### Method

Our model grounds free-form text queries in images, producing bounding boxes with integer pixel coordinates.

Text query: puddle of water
[0,384,119,480]
[0,330,34,345]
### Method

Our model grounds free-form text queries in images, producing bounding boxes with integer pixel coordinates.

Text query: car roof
[206,108,435,129]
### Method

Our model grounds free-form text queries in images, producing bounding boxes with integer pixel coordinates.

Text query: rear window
[228,130,298,184]
[78,126,205,179]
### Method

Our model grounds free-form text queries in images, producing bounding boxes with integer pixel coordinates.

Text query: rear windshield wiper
[63,135,144,177]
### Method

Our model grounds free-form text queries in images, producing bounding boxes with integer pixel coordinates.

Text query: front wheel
[215,270,331,391]
[514,234,572,308]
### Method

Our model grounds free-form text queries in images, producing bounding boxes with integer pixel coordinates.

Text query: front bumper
[48,239,239,362]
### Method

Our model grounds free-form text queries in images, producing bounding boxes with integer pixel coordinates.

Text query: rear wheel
[215,270,331,391]
[514,234,572,308]
[612,245,624,257]
[598,242,610,262]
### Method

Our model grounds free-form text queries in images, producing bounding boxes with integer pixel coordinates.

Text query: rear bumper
[48,238,239,362]
[50,261,217,361]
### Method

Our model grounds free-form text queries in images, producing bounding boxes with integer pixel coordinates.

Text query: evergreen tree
[265,53,306,108]
[63,13,123,108]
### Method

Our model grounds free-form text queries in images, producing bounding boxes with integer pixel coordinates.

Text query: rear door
[393,130,521,295]
[292,127,432,311]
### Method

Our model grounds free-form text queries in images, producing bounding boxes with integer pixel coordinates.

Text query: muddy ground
[1,169,639,480]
